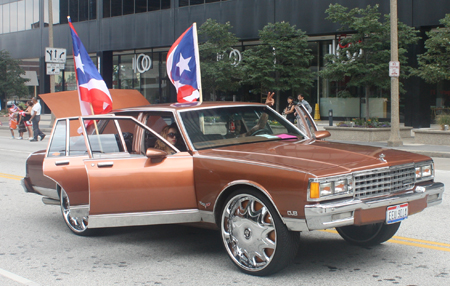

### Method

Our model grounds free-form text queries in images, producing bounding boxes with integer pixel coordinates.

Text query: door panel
[87,153,196,215]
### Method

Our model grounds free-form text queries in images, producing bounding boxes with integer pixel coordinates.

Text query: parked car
[22,101,444,276]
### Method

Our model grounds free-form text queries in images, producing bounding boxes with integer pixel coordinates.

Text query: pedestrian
[23,101,34,139]
[296,94,312,114]
[3,105,18,139]
[29,97,46,142]
[283,96,296,123]
[16,106,28,140]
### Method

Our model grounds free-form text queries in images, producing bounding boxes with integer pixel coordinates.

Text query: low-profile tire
[336,222,401,247]
[60,188,94,236]
[221,189,300,276]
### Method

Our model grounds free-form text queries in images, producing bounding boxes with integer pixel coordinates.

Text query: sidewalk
[1,116,450,158]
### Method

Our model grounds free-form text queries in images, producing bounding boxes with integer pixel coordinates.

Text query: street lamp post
[387,0,403,147]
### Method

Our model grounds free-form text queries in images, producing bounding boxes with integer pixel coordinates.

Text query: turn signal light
[310,182,320,199]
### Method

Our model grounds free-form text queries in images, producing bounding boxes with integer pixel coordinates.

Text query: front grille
[354,164,415,199]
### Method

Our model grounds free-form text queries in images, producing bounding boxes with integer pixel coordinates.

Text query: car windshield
[180,105,306,150]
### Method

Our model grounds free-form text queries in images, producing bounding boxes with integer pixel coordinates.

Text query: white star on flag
[176,53,191,76]
[74,54,85,73]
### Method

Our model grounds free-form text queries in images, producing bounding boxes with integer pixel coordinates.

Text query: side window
[48,120,67,157]
[68,118,88,156]
[144,112,188,152]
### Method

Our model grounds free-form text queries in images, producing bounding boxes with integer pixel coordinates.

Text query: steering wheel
[250,128,269,136]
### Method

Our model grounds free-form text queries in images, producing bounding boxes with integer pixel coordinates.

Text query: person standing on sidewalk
[29,97,46,142]
[296,94,312,114]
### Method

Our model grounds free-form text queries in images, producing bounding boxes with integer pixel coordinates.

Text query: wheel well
[214,183,276,227]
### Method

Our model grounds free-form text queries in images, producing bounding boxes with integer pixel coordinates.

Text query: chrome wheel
[221,190,299,276]
[60,189,90,235]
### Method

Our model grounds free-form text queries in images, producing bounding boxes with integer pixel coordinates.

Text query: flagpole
[193,22,203,102]
[89,103,103,153]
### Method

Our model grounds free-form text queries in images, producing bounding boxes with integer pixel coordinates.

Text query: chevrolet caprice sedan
[22,101,444,276]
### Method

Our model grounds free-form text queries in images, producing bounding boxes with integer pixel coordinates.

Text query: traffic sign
[45,48,67,63]
[389,61,400,77]
[47,63,61,75]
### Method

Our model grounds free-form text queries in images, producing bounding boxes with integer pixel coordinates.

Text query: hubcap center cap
[244,228,252,240]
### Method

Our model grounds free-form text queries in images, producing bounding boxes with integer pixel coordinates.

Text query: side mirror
[314,130,331,140]
[145,148,168,159]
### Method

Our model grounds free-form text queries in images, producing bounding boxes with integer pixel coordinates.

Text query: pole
[48,0,56,126]
[387,0,403,147]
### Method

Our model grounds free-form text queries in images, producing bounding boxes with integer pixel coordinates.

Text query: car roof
[112,101,268,113]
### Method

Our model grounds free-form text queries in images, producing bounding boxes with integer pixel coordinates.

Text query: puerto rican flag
[166,24,202,103]
[68,16,112,117]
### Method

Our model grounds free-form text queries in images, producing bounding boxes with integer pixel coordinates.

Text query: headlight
[415,162,433,181]
[309,177,352,200]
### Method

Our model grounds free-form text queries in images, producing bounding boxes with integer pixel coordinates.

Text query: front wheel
[60,188,93,236]
[221,189,300,276]
[336,222,401,247]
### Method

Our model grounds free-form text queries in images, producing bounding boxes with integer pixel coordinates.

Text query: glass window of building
[148,0,160,11]
[44,0,60,25]
[79,0,89,21]
[33,0,39,28]
[190,0,204,5]
[179,0,188,7]
[111,0,121,17]
[161,0,170,9]
[69,0,79,22]
[17,1,25,31]
[0,6,3,34]
[134,0,145,13]
[103,0,110,17]
[3,4,10,34]
[123,0,134,15]
[10,2,18,33]
[89,0,96,20]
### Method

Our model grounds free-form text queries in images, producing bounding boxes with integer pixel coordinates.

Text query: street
[0,129,449,286]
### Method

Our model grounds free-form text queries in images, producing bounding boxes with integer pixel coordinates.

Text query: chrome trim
[88,209,202,228]
[34,186,59,200]
[283,218,309,232]
[199,210,215,224]
[304,182,444,230]
[97,162,114,167]
[55,160,70,166]
[42,197,60,205]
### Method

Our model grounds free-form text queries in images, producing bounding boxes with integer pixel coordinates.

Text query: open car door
[47,115,199,230]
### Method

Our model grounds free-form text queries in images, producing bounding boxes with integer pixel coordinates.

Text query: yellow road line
[0,173,22,181]
[319,229,450,252]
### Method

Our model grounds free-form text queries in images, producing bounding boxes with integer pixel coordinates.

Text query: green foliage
[0,50,29,109]
[198,19,243,100]
[320,4,419,96]
[241,22,314,97]
[414,14,450,83]
[337,117,391,128]
[437,114,450,129]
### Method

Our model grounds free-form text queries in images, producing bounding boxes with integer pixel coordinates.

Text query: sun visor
[39,89,150,119]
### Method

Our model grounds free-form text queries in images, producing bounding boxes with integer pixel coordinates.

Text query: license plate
[386,203,408,224]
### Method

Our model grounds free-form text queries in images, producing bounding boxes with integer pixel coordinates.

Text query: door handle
[55,160,69,166]
[97,162,114,167]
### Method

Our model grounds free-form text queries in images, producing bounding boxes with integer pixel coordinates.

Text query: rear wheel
[60,188,93,236]
[220,189,300,276]
[336,222,401,247]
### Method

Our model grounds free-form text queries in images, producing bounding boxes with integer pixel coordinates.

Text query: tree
[198,19,242,101]
[241,22,314,110]
[319,4,419,119]
[414,14,450,83]
[0,50,28,110]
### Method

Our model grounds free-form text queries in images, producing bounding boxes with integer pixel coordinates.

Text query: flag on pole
[68,16,113,117]
[166,24,202,103]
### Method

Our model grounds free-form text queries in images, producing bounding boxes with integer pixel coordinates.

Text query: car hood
[198,139,431,177]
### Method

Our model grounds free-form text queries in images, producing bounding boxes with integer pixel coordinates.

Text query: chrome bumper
[303,182,444,231]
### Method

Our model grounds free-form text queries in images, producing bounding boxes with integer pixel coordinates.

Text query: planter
[414,129,450,145]
[324,126,413,142]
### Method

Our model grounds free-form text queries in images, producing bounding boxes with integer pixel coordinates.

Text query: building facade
[1,0,450,127]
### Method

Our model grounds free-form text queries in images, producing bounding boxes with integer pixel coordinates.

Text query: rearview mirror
[314,130,331,140]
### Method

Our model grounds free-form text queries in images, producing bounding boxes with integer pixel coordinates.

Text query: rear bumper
[304,182,444,231]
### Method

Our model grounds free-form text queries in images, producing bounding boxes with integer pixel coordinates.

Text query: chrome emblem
[379,153,387,163]
[199,201,211,209]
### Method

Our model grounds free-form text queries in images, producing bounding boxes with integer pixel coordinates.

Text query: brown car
[22,101,444,276]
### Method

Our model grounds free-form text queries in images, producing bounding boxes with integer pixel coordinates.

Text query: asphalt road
[0,129,449,286]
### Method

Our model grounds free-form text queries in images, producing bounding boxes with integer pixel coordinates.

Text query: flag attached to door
[166,24,202,103]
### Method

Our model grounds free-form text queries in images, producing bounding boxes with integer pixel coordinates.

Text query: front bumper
[304,182,444,231]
